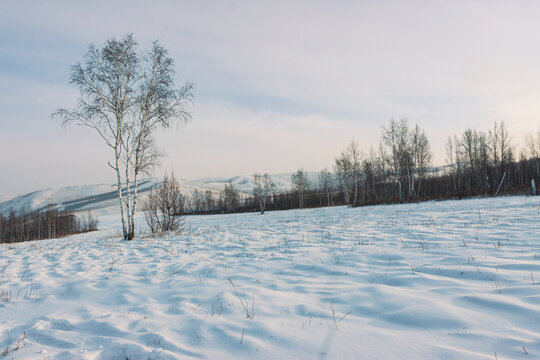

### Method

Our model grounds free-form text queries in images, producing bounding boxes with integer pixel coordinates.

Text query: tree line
[0,208,98,244]
[182,119,538,215]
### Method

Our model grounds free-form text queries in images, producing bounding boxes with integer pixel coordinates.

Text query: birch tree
[346,141,363,206]
[334,141,363,206]
[318,167,334,206]
[446,135,465,198]
[334,152,353,205]
[487,121,514,194]
[524,128,540,176]
[252,173,275,214]
[53,34,193,240]
[381,119,410,203]
[409,124,432,199]
[291,169,311,208]
[204,190,215,212]
[222,181,240,212]
[488,121,514,168]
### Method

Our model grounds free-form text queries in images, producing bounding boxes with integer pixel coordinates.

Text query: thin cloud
[1,1,539,195]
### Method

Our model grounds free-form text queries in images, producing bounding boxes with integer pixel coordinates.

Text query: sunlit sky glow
[1,0,540,196]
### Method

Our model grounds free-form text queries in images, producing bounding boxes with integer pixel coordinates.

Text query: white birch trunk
[259,198,265,214]
[353,178,358,207]
[327,190,330,206]
[124,162,132,239]
[114,147,128,239]
[412,169,418,198]
[398,179,403,203]
[495,171,506,197]
[129,171,140,238]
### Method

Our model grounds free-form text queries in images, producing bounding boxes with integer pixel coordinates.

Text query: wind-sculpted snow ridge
[1,196,539,359]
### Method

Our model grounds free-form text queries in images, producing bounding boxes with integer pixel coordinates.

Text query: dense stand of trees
[0,208,98,244]
[183,119,539,215]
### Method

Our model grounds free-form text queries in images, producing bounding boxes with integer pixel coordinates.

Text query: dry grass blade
[331,301,351,330]
[331,301,338,329]
[16,265,30,298]
[227,277,254,319]
[338,311,352,323]
[161,270,184,282]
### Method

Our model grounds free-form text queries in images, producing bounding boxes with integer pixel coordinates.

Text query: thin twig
[338,311,352,323]
[331,301,338,329]
[161,270,184,282]
[251,291,255,318]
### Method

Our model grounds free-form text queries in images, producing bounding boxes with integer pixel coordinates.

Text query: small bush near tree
[143,173,185,234]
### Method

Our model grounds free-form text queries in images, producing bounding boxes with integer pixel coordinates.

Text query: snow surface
[1,196,539,359]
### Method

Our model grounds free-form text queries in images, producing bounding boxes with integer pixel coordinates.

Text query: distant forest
[187,119,540,215]
[0,209,98,244]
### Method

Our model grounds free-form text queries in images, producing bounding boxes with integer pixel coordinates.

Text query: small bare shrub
[143,173,185,234]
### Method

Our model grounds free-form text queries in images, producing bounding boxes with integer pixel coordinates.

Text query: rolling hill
[0,172,320,217]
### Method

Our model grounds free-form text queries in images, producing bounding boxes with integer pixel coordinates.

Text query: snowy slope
[0,172,319,217]
[190,171,318,194]
[1,196,539,359]
[0,180,160,217]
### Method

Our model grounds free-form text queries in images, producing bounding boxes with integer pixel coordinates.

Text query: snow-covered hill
[190,172,319,194]
[0,180,159,217]
[0,172,319,217]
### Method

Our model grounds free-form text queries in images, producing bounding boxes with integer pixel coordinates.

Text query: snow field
[1,196,539,359]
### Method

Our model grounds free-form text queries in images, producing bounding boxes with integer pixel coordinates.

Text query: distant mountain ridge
[0,172,320,217]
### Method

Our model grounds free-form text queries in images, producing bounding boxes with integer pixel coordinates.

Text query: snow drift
[1,196,539,359]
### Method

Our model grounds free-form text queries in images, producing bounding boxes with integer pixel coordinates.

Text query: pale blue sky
[1,1,540,196]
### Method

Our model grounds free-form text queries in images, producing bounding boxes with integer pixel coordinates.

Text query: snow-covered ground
[1,196,539,359]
